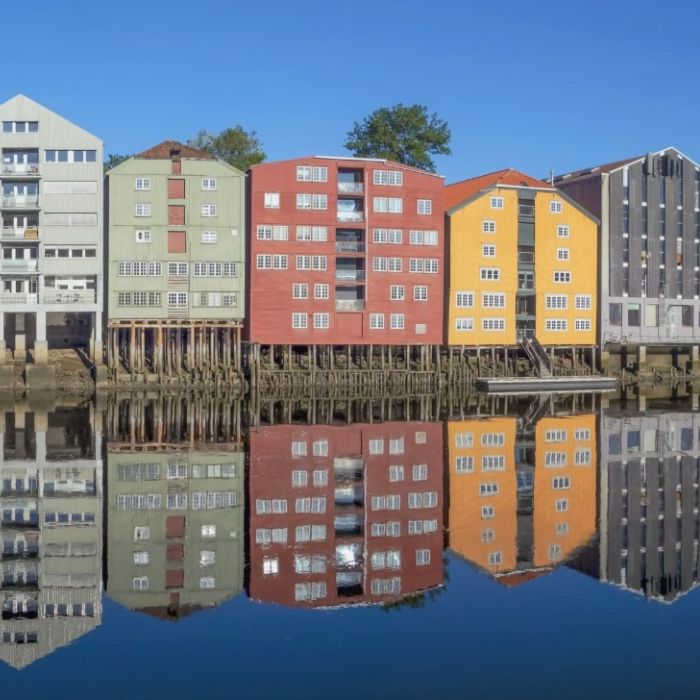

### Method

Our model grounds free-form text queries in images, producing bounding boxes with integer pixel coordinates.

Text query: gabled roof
[135,140,214,160]
[553,147,700,185]
[445,168,553,210]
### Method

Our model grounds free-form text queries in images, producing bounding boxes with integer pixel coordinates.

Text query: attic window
[170,148,181,159]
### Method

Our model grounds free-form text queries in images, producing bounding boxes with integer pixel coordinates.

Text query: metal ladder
[520,336,552,378]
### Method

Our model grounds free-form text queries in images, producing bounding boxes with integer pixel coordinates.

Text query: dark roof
[445,168,553,210]
[553,155,643,184]
[135,140,214,160]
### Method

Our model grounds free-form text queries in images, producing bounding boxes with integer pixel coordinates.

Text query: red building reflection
[249,422,444,608]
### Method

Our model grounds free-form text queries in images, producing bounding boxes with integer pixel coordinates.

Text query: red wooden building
[247,157,444,346]
[248,422,444,608]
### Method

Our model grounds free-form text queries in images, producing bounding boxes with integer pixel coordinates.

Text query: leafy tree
[104,153,132,172]
[344,103,451,172]
[187,126,265,172]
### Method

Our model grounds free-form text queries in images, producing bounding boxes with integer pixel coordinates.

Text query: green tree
[187,126,265,172]
[344,103,451,172]
[104,153,132,172]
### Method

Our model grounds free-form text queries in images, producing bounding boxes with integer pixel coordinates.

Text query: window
[545,319,567,331]
[257,225,289,240]
[390,285,405,301]
[455,456,474,473]
[135,230,151,243]
[263,558,279,575]
[482,455,505,471]
[482,293,505,308]
[389,465,405,482]
[292,283,308,299]
[135,204,151,217]
[132,576,149,591]
[490,197,504,209]
[482,244,496,257]
[369,439,384,454]
[296,165,327,181]
[167,262,188,276]
[488,551,502,566]
[201,525,216,538]
[314,284,329,299]
[479,482,499,496]
[557,225,570,237]
[455,433,473,448]
[416,549,431,566]
[556,248,570,261]
[314,313,330,329]
[455,318,474,331]
[553,476,571,490]
[480,268,500,281]
[575,295,592,310]
[312,256,327,270]
[200,550,216,566]
[373,197,403,213]
[296,193,327,209]
[456,291,474,307]
[202,204,217,217]
[3,121,38,133]
[292,313,308,329]
[134,552,150,566]
[201,178,217,190]
[200,577,215,590]
[550,200,563,213]
[482,318,505,331]
[553,271,571,283]
[264,192,280,208]
[546,295,567,310]
[483,220,496,233]
[390,314,405,330]
[574,429,591,441]
[412,464,428,481]
[167,292,187,307]
[417,199,432,215]
[545,429,567,443]
[481,505,495,519]
[370,313,385,329]
[135,178,150,190]
[373,170,403,186]
[45,148,96,162]
[575,319,591,331]
[291,441,307,457]
[374,228,403,244]
[134,526,150,541]
[409,229,438,245]
[199,230,217,244]
[313,470,328,486]
[414,285,428,301]
[575,449,591,465]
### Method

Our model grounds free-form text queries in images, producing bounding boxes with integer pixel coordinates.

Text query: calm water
[0,393,699,699]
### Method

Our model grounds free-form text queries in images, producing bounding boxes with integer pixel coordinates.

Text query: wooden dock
[475,375,617,394]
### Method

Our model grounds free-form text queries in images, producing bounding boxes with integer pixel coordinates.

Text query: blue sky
[6,0,699,182]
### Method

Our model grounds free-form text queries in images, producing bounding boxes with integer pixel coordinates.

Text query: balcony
[43,290,96,304]
[338,182,364,195]
[0,293,37,305]
[0,259,38,273]
[2,195,39,209]
[337,210,364,223]
[1,226,39,240]
[335,241,365,253]
[2,164,39,177]
[335,299,365,312]
[518,203,535,217]
[335,269,365,282]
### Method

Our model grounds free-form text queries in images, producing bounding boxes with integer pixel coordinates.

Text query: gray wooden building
[556,148,700,371]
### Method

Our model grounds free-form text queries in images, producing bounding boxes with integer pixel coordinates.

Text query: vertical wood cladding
[609,171,624,297]
[628,162,642,298]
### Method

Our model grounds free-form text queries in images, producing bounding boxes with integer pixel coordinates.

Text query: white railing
[0,293,37,304]
[0,226,39,239]
[337,182,364,194]
[2,195,39,208]
[335,299,365,311]
[43,290,96,304]
[0,259,38,272]
[2,164,39,176]
[337,211,364,222]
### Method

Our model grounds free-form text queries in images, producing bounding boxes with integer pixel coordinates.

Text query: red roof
[494,568,553,588]
[553,155,642,184]
[445,168,552,210]
[135,140,214,160]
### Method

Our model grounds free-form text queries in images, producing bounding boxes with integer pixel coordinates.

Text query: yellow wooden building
[445,169,599,348]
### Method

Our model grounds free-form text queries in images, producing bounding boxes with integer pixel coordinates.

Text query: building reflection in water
[248,420,445,608]
[0,402,102,669]
[105,396,245,620]
[448,406,597,585]
[575,406,700,603]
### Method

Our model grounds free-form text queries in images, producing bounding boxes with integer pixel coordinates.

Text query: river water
[0,392,697,699]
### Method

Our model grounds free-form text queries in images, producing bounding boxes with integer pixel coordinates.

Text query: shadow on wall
[47,312,92,349]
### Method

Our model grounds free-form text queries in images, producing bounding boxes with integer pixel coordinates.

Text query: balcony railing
[518,204,535,217]
[0,293,37,305]
[337,182,364,194]
[1,164,39,176]
[0,259,38,272]
[1,226,39,240]
[335,241,365,253]
[335,270,365,281]
[337,211,364,223]
[2,196,39,209]
[335,299,365,312]
[43,290,96,304]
